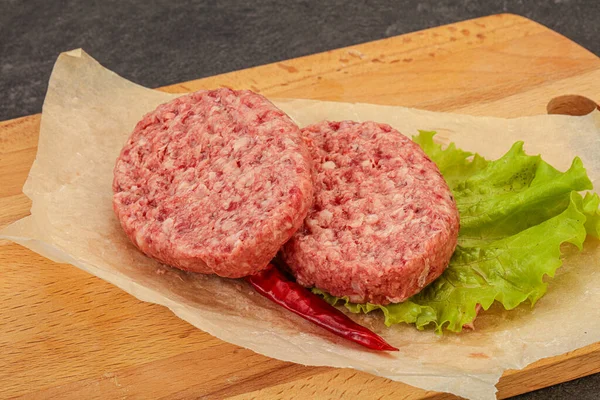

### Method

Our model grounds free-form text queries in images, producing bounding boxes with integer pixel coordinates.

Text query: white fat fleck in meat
[365,214,379,224]
[282,137,297,147]
[376,223,395,238]
[283,220,294,230]
[418,261,431,288]
[233,136,251,151]
[305,218,319,230]
[164,158,174,169]
[212,180,225,192]
[161,217,174,234]
[134,226,147,248]
[233,170,256,189]
[322,161,336,170]
[316,209,333,226]
[177,180,192,192]
[225,230,243,246]
[346,214,364,228]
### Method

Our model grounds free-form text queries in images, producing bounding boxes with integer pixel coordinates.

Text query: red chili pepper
[245,264,398,352]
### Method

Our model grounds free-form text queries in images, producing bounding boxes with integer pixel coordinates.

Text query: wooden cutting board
[2,13,600,399]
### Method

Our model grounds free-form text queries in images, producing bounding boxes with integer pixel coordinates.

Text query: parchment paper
[2,49,600,400]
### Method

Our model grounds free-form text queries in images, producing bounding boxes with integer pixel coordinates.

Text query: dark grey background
[1,0,599,121]
[2,0,599,398]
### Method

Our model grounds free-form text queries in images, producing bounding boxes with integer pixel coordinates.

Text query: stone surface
[1,0,599,398]
[1,0,599,121]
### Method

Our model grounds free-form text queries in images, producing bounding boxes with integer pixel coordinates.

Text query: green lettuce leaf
[315,131,599,333]
[412,130,488,188]
[582,192,600,238]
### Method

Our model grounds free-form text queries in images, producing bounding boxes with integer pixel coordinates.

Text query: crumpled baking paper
[2,49,600,400]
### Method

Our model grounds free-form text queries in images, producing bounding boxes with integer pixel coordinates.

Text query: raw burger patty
[113,89,313,278]
[282,121,459,305]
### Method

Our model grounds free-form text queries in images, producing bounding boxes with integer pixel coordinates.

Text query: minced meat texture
[282,121,459,305]
[113,89,313,277]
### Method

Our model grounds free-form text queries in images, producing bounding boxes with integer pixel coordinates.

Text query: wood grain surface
[2,13,600,399]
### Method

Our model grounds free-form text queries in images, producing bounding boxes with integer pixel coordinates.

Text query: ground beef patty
[282,121,459,305]
[113,89,313,278]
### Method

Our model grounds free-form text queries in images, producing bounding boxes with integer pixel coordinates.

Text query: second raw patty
[282,121,460,305]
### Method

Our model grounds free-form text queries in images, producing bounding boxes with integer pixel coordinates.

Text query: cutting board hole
[547,95,599,116]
